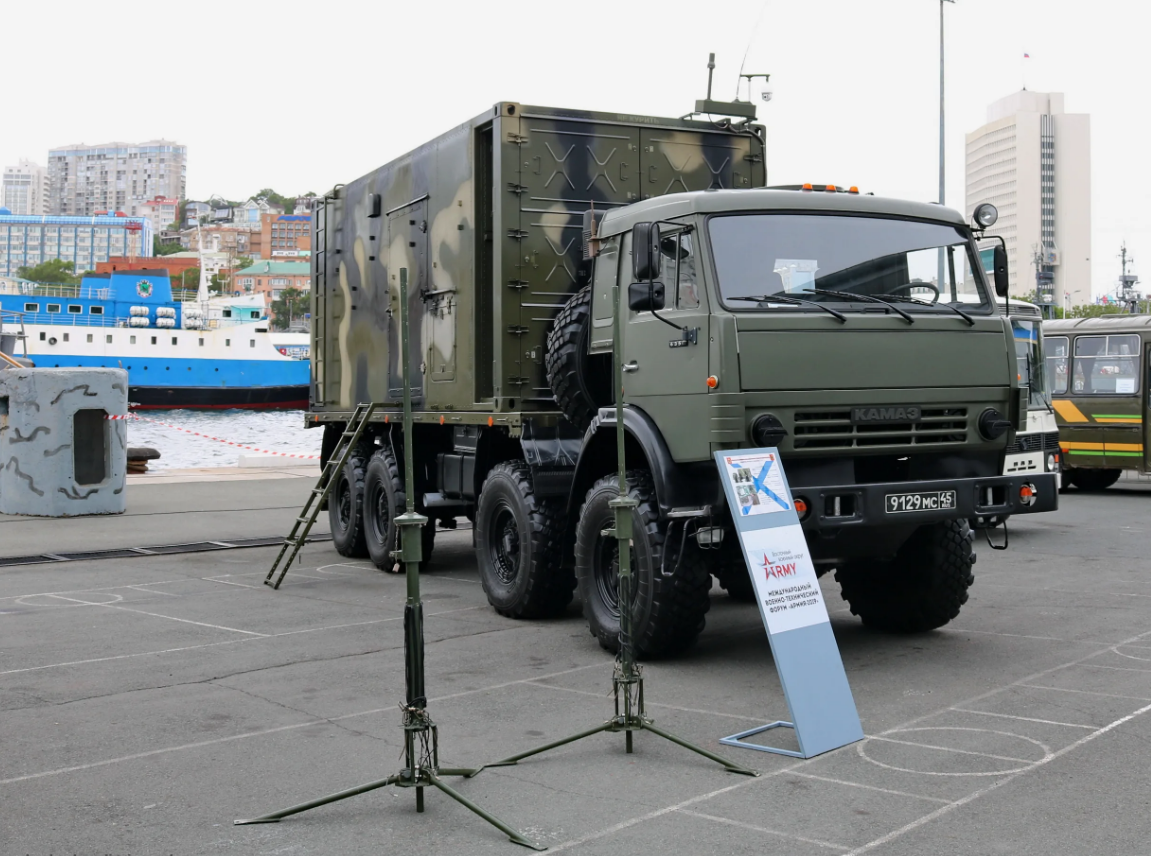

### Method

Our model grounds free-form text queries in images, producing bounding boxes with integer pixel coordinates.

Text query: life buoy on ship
[156,307,177,318]
[129,317,150,327]
[156,318,176,328]
[129,306,150,317]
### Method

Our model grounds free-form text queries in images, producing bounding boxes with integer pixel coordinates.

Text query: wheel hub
[490,507,521,586]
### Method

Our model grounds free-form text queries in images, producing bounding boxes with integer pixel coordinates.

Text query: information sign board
[714,449,865,758]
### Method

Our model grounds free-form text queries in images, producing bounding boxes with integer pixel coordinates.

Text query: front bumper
[792,473,1058,533]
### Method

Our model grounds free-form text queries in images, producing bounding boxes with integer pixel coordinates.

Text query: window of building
[24,303,38,312]
[130,335,136,344]
[226,338,231,347]
[63,333,69,342]
[151,336,157,345]
[68,304,82,314]
[250,339,256,348]
[39,331,46,341]
[47,304,61,313]
[106,335,113,344]
[86,333,93,343]
[90,306,104,315]
[199,337,204,346]
[172,336,178,345]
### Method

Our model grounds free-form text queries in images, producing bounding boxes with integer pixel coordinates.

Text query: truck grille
[1006,431,1061,454]
[792,408,968,450]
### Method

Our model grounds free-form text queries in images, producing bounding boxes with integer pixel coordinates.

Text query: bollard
[0,368,128,517]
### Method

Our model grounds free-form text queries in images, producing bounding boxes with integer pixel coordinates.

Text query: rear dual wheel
[1066,468,1122,492]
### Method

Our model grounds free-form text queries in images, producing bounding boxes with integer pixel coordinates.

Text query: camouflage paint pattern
[310,102,765,417]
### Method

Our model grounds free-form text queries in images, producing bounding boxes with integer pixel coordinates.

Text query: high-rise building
[2,159,48,216]
[48,140,187,218]
[965,91,1091,311]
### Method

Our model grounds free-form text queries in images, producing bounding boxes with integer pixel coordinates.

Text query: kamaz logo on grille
[851,406,922,424]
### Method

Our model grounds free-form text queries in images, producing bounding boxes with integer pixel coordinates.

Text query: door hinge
[506,279,530,290]
[507,229,529,240]
[507,325,530,336]
[507,133,529,145]
[507,183,528,195]
[506,376,531,385]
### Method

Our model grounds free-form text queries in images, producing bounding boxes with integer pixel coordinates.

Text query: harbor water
[128,410,322,470]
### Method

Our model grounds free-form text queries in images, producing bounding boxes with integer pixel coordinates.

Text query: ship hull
[130,384,308,410]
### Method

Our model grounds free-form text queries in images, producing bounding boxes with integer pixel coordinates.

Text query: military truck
[307,101,1057,657]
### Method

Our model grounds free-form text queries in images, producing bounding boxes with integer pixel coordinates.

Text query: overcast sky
[3,0,1145,297]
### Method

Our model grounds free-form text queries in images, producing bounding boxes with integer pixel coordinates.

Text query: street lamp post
[938,0,956,292]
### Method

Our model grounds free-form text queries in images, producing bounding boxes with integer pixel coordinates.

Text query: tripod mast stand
[471,273,758,778]
[236,268,542,850]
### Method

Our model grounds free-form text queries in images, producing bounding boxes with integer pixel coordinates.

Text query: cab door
[619,227,711,460]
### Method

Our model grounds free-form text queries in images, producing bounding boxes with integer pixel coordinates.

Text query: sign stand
[235,269,543,850]
[714,448,865,759]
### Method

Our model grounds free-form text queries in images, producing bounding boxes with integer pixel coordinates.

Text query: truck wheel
[329,441,371,558]
[545,285,612,432]
[1069,468,1122,491]
[475,461,571,618]
[575,471,712,657]
[834,521,975,633]
[711,539,757,603]
[363,445,405,571]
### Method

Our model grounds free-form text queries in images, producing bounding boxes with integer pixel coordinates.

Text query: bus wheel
[1069,468,1122,491]
[835,521,975,633]
[474,461,571,618]
[575,470,712,657]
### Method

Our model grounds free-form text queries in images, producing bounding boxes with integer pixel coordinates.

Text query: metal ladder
[264,402,377,589]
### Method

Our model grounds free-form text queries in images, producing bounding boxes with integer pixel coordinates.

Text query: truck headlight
[1046,453,1057,472]
[752,413,788,447]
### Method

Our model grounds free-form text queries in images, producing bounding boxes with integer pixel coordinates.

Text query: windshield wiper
[797,288,914,324]
[878,292,976,326]
[729,293,847,323]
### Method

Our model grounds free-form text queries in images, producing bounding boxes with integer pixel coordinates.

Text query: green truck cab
[308,102,1057,657]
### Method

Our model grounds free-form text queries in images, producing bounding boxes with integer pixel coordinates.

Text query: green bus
[1044,315,1150,490]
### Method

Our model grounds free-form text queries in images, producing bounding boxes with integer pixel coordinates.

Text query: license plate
[884,490,957,514]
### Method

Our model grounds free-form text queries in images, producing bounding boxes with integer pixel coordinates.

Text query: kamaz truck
[306,101,1057,657]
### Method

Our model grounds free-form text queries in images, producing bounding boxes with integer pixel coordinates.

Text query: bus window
[1073,334,1140,395]
[1045,335,1068,395]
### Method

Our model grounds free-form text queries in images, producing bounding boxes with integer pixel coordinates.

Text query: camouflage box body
[309,103,765,417]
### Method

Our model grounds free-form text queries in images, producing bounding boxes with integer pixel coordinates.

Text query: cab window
[659,231,700,309]
[1072,334,1140,395]
[1044,335,1069,395]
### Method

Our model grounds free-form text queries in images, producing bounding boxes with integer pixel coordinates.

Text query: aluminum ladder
[264,402,377,589]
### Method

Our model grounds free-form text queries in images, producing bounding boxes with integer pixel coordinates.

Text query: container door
[386,199,427,401]
[510,112,641,404]
[637,128,763,199]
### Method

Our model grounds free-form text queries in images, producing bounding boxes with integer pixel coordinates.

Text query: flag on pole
[1024,52,1030,58]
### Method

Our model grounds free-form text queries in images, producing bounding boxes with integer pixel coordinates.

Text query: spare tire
[545,286,612,432]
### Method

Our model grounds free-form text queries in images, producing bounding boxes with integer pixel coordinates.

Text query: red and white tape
[106,413,320,460]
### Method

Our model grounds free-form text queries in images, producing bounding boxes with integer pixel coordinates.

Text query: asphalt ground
[1,477,1150,855]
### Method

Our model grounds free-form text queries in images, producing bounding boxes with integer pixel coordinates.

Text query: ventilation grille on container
[792,408,968,449]
[1005,431,1062,454]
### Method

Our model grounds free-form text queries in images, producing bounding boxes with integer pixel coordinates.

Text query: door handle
[622,361,639,373]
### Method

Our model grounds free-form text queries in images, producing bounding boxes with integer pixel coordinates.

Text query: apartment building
[2,160,49,216]
[0,213,154,278]
[48,140,187,217]
[262,213,311,257]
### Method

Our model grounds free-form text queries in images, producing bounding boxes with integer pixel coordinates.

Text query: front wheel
[835,520,975,633]
[575,471,711,657]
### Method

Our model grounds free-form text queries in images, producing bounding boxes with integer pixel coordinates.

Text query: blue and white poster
[715,448,864,759]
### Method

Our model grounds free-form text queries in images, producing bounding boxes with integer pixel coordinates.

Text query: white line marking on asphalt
[124,585,181,597]
[676,808,850,851]
[941,627,1093,644]
[97,604,269,637]
[949,709,1097,730]
[0,606,487,676]
[0,659,605,787]
[867,736,1036,765]
[840,700,1151,856]
[788,771,951,804]
[1018,684,1151,702]
[1081,663,1151,674]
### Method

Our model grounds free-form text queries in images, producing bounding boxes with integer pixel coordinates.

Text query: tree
[17,259,81,285]
[270,286,305,331]
[256,188,296,213]
[154,236,184,256]
[176,268,201,294]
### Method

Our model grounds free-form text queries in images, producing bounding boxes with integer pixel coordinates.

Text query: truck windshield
[1012,318,1049,409]
[708,213,989,312]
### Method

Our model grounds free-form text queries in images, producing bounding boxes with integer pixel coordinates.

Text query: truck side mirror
[632,222,661,281]
[628,280,666,312]
[993,244,1009,298]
